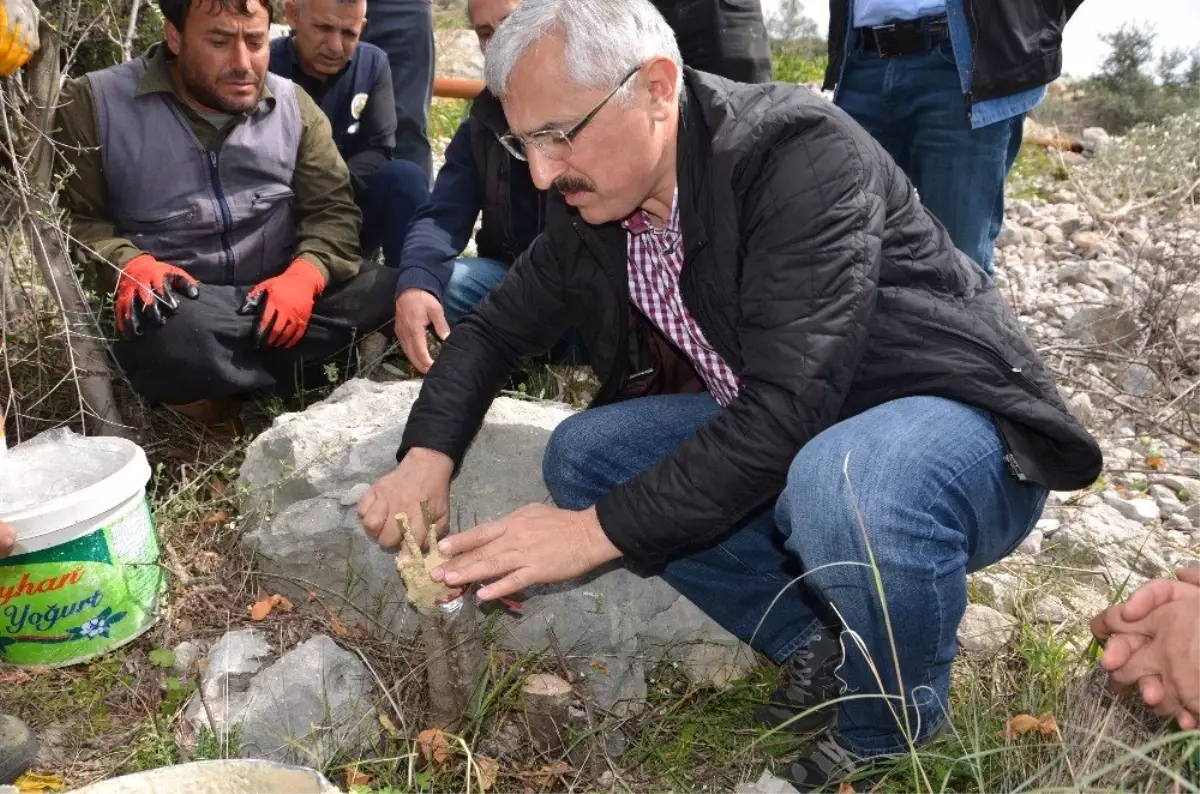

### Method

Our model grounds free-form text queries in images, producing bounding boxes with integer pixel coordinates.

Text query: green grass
[772,43,828,85]
[429,98,472,141]
[1007,142,1070,200]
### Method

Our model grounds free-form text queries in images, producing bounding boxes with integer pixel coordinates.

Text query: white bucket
[0,428,163,667]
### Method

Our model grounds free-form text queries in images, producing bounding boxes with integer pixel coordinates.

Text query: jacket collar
[471,88,510,137]
[675,67,711,254]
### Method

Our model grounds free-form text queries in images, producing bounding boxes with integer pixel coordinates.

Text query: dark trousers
[363,0,435,181]
[113,264,399,404]
[651,0,773,83]
[357,159,430,268]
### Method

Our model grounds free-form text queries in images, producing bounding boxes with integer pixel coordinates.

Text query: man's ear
[284,0,299,29]
[644,56,679,122]
[164,18,183,56]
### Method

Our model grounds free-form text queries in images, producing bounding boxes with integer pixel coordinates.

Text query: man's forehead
[306,0,367,24]
[190,0,269,30]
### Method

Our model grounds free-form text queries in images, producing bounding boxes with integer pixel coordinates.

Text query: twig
[121,0,143,62]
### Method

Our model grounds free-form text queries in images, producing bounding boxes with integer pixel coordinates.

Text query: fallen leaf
[1146,455,1167,471]
[378,711,399,737]
[274,595,295,613]
[531,761,571,789]
[418,727,452,768]
[0,670,32,685]
[589,660,611,677]
[475,756,500,791]
[249,596,274,621]
[14,772,65,793]
[1002,713,1043,744]
[209,477,228,497]
[1039,712,1063,741]
[307,590,319,602]
[344,765,371,789]
[199,509,230,526]
[330,616,352,637]
[838,783,856,794]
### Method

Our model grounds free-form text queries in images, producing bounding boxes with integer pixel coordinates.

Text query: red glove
[114,253,200,336]
[238,258,326,348]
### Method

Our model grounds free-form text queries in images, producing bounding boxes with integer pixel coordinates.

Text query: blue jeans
[359,159,429,269]
[834,38,1024,275]
[362,0,434,180]
[542,393,1046,755]
[444,257,588,365]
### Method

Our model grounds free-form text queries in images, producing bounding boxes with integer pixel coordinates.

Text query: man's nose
[526,147,567,191]
[230,39,253,71]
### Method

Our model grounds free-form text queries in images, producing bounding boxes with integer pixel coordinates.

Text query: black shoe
[755,627,846,735]
[0,714,37,784]
[786,730,860,792]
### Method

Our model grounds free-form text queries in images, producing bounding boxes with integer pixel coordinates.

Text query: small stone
[1187,502,1200,524]
[1066,393,1094,425]
[972,572,1022,614]
[1102,491,1161,524]
[957,605,1016,654]
[1043,225,1065,244]
[1119,364,1160,397]
[172,640,203,678]
[1031,594,1071,624]
[736,770,798,794]
[1081,126,1110,153]
[1159,475,1200,497]
[1164,513,1193,530]
[1165,530,1190,547]
[1072,230,1103,253]
[996,226,1021,249]
[1017,529,1044,556]
[1036,518,1062,535]
[1150,485,1185,518]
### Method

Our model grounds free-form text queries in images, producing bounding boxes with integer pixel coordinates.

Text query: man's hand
[0,520,15,558]
[238,258,326,348]
[429,503,622,602]
[114,254,200,336]
[1091,566,1200,728]
[394,289,450,374]
[357,448,455,553]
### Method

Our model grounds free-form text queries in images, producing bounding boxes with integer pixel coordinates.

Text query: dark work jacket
[395,89,543,299]
[269,36,396,197]
[398,68,1104,566]
[824,0,1085,104]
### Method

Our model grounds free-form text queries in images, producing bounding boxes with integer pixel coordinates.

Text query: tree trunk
[14,22,131,439]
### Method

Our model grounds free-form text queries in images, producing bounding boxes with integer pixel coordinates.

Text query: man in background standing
[824,0,1083,275]
[363,0,435,180]
[650,0,772,83]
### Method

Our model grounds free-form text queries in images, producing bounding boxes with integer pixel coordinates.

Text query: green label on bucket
[0,498,163,667]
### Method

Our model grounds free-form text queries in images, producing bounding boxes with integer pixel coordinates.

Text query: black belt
[857,15,950,57]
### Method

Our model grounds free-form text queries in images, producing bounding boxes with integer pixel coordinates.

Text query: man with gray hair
[357,0,1102,788]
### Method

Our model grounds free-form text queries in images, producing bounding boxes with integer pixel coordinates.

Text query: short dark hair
[158,0,274,32]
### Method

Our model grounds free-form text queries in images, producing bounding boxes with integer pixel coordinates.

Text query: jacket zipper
[208,149,236,283]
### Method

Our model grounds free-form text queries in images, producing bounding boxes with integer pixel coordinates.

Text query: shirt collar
[621,188,680,235]
[136,41,276,108]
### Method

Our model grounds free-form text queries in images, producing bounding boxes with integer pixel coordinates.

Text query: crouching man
[357,0,1102,789]
[57,0,397,421]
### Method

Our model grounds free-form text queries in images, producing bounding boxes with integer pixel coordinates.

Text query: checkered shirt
[622,196,741,406]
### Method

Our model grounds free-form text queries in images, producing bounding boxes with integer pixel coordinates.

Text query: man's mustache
[553,176,595,194]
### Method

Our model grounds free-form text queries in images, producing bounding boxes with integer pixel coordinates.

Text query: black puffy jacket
[824,0,1085,105]
[398,68,1103,566]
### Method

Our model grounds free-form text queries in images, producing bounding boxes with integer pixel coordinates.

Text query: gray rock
[1072,230,1103,253]
[1050,503,1170,584]
[238,380,751,712]
[957,605,1016,654]
[1118,364,1161,397]
[996,225,1021,249]
[1159,475,1199,499]
[186,633,377,766]
[1090,260,1133,293]
[1031,594,1071,624]
[1150,485,1185,518]
[971,571,1022,614]
[1063,307,1139,352]
[171,640,204,678]
[735,770,798,794]
[1017,529,1044,556]
[1187,502,1200,524]
[1103,491,1161,524]
[1164,513,1194,532]
[1043,225,1065,244]
[434,29,484,80]
[1081,127,1110,153]
[1165,530,1191,547]
[1066,392,1094,425]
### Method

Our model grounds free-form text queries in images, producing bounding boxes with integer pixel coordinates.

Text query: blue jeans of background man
[834,37,1024,275]
[542,393,1047,755]
[443,257,588,365]
[363,0,434,181]
[359,160,430,269]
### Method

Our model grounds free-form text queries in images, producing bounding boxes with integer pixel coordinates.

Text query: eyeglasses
[497,65,641,162]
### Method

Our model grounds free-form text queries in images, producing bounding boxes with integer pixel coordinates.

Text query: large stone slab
[238,379,754,712]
